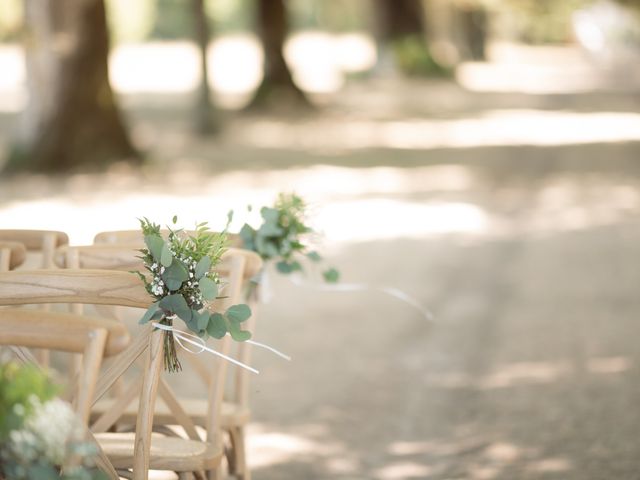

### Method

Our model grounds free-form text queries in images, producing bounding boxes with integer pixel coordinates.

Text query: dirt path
[1,68,640,478]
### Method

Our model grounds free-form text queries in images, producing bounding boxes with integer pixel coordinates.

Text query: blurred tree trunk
[248,0,310,110]
[6,0,137,173]
[374,0,427,42]
[457,4,487,61]
[191,0,219,134]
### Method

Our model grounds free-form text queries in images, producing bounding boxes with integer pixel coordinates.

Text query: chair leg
[228,426,249,480]
[207,465,224,480]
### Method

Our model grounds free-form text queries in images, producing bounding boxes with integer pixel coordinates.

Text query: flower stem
[161,317,182,373]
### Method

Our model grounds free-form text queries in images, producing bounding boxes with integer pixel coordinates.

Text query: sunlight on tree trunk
[6,0,138,173]
[248,0,311,111]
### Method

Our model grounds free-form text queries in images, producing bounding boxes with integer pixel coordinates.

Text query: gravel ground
[2,62,640,479]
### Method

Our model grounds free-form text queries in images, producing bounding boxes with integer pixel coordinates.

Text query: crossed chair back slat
[57,244,262,405]
[0,308,128,424]
[40,245,258,480]
[91,232,263,480]
[90,235,261,411]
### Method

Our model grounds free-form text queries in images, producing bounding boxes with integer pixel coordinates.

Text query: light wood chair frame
[0,266,248,480]
[92,231,261,480]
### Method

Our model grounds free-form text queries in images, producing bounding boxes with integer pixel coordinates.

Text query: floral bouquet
[136,218,252,372]
[0,362,106,480]
[239,193,339,287]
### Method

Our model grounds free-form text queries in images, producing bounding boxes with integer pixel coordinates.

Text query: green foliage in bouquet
[239,193,339,283]
[136,217,252,372]
[0,363,107,480]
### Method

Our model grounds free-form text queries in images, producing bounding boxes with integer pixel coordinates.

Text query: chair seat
[92,397,251,430]
[95,432,223,471]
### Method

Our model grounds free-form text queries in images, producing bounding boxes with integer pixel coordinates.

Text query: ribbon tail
[176,334,260,375]
[246,339,292,361]
[377,286,434,322]
[288,277,434,323]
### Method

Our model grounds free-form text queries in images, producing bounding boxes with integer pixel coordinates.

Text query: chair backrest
[90,232,261,411]
[0,269,166,479]
[55,244,263,415]
[2,246,259,478]
[0,229,69,268]
[0,307,128,425]
[58,244,262,411]
[0,241,27,271]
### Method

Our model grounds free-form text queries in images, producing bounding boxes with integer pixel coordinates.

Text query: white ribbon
[152,322,260,375]
[245,338,292,361]
[288,273,435,323]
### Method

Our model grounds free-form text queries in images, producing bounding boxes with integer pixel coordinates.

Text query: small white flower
[20,397,83,465]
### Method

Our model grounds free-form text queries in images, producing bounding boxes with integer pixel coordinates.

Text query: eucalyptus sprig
[239,193,339,283]
[136,217,252,372]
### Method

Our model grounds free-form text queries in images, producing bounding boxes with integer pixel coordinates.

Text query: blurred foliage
[150,0,193,39]
[0,362,58,438]
[106,0,155,43]
[392,35,452,77]
[288,0,372,32]
[497,0,592,43]
[207,0,255,32]
[106,0,255,43]
[0,0,22,41]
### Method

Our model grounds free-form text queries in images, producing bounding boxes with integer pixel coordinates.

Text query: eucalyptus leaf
[258,221,283,237]
[195,310,210,331]
[307,251,322,262]
[277,260,302,273]
[144,234,164,261]
[239,224,256,251]
[162,261,189,291]
[263,241,279,258]
[183,313,201,335]
[323,268,340,283]
[195,256,211,279]
[139,302,160,325]
[159,294,192,322]
[207,312,227,339]
[200,276,218,301]
[228,320,251,342]
[276,260,292,273]
[226,304,251,323]
[27,464,59,480]
[160,243,173,267]
[261,207,279,224]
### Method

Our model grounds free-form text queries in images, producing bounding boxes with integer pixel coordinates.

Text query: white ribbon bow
[153,322,260,374]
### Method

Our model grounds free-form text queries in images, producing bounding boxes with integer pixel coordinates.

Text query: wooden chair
[61,240,262,480]
[0,264,248,480]
[0,241,27,271]
[0,308,129,425]
[0,230,69,366]
[0,305,130,479]
[0,229,68,268]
